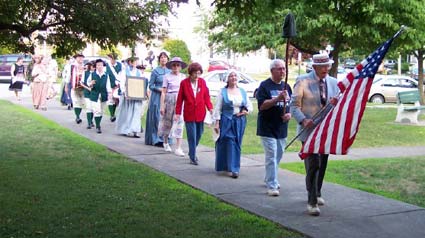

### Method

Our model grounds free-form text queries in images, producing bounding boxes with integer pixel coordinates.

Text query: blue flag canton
[359,39,393,79]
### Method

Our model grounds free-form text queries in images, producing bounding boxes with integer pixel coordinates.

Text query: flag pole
[285,102,333,150]
[282,13,297,113]
[285,92,342,150]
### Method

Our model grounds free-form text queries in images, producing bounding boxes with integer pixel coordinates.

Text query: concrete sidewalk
[2,86,425,238]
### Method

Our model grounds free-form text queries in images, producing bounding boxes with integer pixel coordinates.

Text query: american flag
[299,29,404,158]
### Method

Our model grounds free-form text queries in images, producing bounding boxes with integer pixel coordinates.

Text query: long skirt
[60,82,73,105]
[145,90,162,145]
[158,93,184,139]
[32,81,49,109]
[9,79,24,91]
[116,95,143,135]
[215,114,247,173]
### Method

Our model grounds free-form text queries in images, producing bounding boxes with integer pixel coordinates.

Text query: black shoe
[86,124,92,129]
[140,127,144,133]
[190,160,198,166]
[133,133,140,138]
[110,116,116,122]
[231,172,239,179]
[76,118,82,124]
[154,142,164,147]
[67,105,72,110]
[96,127,102,134]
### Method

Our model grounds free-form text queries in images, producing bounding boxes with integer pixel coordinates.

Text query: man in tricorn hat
[65,53,86,124]
[87,59,117,133]
[290,53,340,216]
[106,52,124,122]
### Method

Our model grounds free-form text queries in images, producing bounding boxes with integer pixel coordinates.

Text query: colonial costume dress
[145,66,171,145]
[158,72,186,141]
[31,62,49,110]
[214,87,253,175]
[115,66,145,137]
[60,63,73,109]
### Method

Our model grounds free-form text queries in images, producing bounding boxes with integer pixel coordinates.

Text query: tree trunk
[418,50,424,105]
[329,33,343,78]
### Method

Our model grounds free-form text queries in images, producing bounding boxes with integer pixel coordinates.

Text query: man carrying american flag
[289,28,404,216]
[290,53,340,216]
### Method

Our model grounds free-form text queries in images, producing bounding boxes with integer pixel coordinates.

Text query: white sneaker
[163,143,172,152]
[307,204,321,216]
[317,197,325,206]
[267,189,280,197]
[174,148,185,157]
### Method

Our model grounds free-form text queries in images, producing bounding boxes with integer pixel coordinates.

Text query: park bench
[395,90,425,124]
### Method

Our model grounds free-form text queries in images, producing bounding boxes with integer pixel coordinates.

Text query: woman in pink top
[159,57,187,156]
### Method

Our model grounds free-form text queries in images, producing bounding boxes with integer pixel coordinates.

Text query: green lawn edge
[0,100,303,238]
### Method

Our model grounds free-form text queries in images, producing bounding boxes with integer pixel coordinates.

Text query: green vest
[83,70,92,98]
[89,71,115,102]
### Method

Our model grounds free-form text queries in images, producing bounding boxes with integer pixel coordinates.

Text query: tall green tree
[0,0,181,57]
[163,39,191,64]
[208,0,422,77]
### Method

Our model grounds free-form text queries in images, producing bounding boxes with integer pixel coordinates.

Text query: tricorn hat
[166,56,188,69]
[107,52,118,60]
[73,53,84,58]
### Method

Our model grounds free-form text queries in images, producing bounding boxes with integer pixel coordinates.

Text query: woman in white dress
[115,57,145,138]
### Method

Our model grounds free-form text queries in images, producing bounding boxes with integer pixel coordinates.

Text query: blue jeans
[260,136,287,189]
[185,122,204,162]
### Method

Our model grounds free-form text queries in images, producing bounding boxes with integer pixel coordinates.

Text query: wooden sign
[126,76,147,100]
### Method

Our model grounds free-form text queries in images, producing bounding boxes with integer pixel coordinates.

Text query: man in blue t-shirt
[256,59,292,197]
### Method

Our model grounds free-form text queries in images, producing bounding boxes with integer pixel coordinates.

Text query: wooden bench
[395,90,425,124]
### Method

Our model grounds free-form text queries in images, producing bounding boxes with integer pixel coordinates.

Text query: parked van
[0,54,32,83]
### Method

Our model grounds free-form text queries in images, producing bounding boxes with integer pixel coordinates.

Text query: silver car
[203,70,260,98]
[368,75,418,103]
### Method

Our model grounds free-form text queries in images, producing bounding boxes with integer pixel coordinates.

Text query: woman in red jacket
[175,62,213,165]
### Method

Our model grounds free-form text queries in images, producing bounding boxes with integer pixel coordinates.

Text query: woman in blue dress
[116,57,145,138]
[145,51,171,146]
[213,70,253,178]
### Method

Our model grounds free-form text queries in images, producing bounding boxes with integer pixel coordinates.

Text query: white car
[203,70,260,98]
[368,75,418,103]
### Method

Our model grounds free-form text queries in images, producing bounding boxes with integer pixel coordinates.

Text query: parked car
[337,66,347,81]
[410,67,425,81]
[368,75,418,104]
[207,59,238,72]
[305,58,313,73]
[384,59,396,69]
[203,70,260,98]
[0,54,32,83]
[343,59,356,69]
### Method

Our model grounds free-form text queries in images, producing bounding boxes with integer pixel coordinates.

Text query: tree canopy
[0,0,181,57]
[208,0,425,75]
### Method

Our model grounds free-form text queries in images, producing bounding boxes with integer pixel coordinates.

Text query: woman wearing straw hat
[158,57,187,156]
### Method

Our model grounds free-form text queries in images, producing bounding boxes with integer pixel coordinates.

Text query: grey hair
[269,59,285,70]
[225,69,239,88]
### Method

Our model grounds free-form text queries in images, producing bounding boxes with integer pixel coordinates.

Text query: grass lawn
[282,157,425,208]
[198,105,425,154]
[0,100,303,238]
